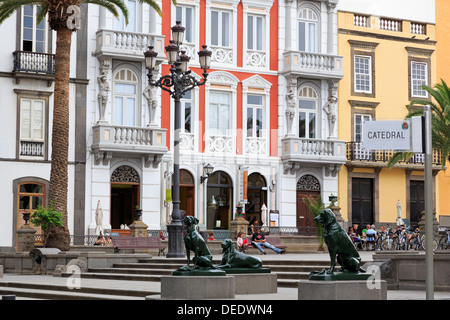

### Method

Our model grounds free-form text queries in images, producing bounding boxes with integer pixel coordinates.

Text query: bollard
[2,295,16,300]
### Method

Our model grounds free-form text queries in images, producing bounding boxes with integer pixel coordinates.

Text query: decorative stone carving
[143,85,158,126]
[144,154,163,168]
[324,81,338,139]
[94,151,112,166]
[297,174,320,191]
[285,89,296,135]
[97,71,109,123]
[111,165,140,183]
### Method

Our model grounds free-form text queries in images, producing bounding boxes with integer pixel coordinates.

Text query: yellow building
[336,2,442,231]
[435,0,450,224]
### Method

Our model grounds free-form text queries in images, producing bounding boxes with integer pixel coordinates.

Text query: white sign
[362,120,411,150]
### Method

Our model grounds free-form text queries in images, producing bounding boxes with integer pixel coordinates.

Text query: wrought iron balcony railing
[13,51,55,74]
[346,142,442,166]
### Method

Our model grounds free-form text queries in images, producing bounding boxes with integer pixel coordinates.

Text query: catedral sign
[362,120,411,151]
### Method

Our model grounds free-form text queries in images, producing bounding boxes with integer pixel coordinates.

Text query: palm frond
[36,2,49,25]
[407,79,450,169]
[0,0,43,24]
[387,152,414,169]
[137,0,162,16]
[83,0,128,24]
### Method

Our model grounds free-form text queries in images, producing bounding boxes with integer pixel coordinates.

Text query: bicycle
[438,228,450,250]
[409,229,422,250]
[392,229,409,250]
[378,228,395,250]
[420,234,438,251]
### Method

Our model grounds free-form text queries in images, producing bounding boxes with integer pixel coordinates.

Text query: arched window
[113,68,138,126]
[298,85,318,138]
[298,7,319,53]
[207,171,233,229]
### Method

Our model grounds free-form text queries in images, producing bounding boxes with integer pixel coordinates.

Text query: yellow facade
[337,10,439,228]
[435,0,450,219]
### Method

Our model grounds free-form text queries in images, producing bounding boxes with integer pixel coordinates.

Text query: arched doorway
[206,171,233,230]
[110,165,140,229]
[296,174,320,235]
[245,173,267,227]
[173,169,195,217]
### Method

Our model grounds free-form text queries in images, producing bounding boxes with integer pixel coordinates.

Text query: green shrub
[30,200,64,231]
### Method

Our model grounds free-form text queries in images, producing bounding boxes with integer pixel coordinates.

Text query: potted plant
[30,200,64,247]
[235,202,244,218]
[303,195,327,251]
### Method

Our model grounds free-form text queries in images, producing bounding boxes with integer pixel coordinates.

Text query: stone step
[0,278,157,300]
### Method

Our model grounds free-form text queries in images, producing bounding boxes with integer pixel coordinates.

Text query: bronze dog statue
[180,216,214,270]
[217,239,262,269]
[314,209,365,274]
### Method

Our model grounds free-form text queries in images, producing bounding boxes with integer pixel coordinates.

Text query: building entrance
[110,165,140,230]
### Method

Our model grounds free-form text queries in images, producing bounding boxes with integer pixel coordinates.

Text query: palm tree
[387,79,450,170]
[0,0,173,250]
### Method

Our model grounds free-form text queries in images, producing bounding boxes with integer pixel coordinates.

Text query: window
[298,8,318,53]
[354,114,372,143]
[115,0,137,32]
[246,95,263,138]
[209,91,231,136]
[354,55,372,93]
[22,5,47,52]
[181,90,192,133]
[247,15,264,51]
[211,9,231,47]
[19,98,45,158]
[298,86,318,139]
[176,6,194,43]
[411,61,427,98]
[113,68,138,126]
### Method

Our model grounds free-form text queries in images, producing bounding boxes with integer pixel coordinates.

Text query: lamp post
[144,22,212,258]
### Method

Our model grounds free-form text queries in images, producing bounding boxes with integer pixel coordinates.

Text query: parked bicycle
[438,228,450,250]
[409,228,422,250]
[392,228,410,250]
[377,228,394,250]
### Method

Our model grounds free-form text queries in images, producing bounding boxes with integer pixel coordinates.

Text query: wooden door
[410,180,424,228]
[351,178,374,228]
[296,190,319,235]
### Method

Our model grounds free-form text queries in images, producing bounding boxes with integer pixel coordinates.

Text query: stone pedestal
[159,276,235,299]
[128,220,148,237]
[418,210,439,237]
[16,225,37,252]
[0,265,3,278]
[331,205,345,229]
[230,218,249,239]
[231,273,277,294]
[298,280,387,300]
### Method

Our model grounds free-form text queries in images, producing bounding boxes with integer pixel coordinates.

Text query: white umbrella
[95,200,103,235]
[396,200,404,226]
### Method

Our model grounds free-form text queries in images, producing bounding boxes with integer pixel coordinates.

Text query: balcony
[94,29,166,62]
[12,51,55,85]
[91,123,168,167]
[345,142,443,169]
[282,51,344,80]
[281,137,347,175]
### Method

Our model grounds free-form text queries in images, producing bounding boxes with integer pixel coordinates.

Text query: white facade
[0,7,79,249]
[0,0,345,250]
[277,0,345,232]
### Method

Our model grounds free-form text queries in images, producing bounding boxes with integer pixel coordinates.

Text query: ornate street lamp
[144,22,212,258]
